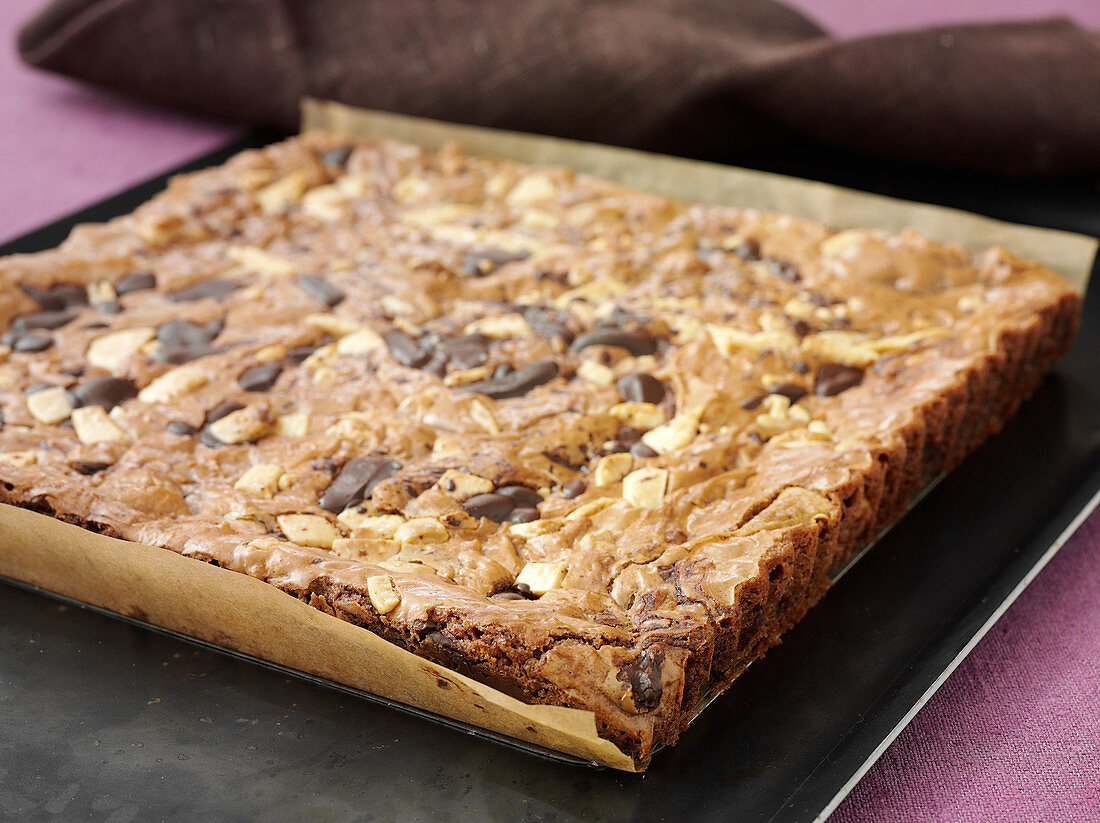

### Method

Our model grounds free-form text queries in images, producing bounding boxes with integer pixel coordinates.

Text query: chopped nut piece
[335,327,386,356]
[305,313,359,337]
[86,327,156,374]
[594,453,634,486]
[508,519,561,539]
[301,184,346,221]
[506,173,557,206]
[565,498,616,521]
[641,411,699,455]
[0,450,37,467]
[254,344,287,362]
[443,366,491,387]
[435,469,495,499]
[708,325,798,356]
[469,399,500,434]
[608,402,667,430]
[71,406,129,444]
[622,467,669,508]
[234,464,285,498]
[226,245,296,278]
[302,342,338,371]
[380,295,416,317]
[800,331,878,367]
[26,386,74,425]
[254,170,309,213]
[87,280,117,305]
[464,314,530,339]
[138,365,208,403]
[515,561,566,595]
[276,513,337,549]
[394,517,449,545]
[431,435,464,459]
[577,360,616,386]
[366,574,401,614]
[207,406,274,445]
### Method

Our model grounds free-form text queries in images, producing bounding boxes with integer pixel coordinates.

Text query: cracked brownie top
[0,133,1078,760]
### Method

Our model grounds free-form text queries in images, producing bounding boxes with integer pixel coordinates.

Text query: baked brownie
[0,133,1080,766]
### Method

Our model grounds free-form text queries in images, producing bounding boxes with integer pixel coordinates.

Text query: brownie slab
[0,133,1080,766]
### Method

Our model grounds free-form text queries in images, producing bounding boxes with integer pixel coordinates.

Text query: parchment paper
[303,98,1097,292]
[1,100,1095,774]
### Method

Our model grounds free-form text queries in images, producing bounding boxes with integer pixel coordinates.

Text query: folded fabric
[18,0,1100,177]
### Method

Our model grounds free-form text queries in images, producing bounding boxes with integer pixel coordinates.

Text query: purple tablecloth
[2,2,1098,819]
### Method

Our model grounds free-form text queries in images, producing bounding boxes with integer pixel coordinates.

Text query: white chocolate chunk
[275,413,310,438]
[254,170,309,213]
[71,406,129,444]
[366,574,401,614]
[394,517,449,545]
[594,453,634,486]
[276,513,337,549]
[515,561,566,596]
[86,327,155,374]
[577,360,616,386]
[335,327,386,356]
[305,313,359,337]
[343,513,405,539]
[464,314,530,339]
[468,399,500,434]
[622,467,669,508]
[26,387,74,425]
[207,406,273,445]
[506,173,557,206]
[234,464,285,498]
[138,365,208,403]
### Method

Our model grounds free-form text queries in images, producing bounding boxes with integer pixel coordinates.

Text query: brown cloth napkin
[18,0,1100,177]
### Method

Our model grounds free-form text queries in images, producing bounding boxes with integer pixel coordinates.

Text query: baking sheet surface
[2,128,1099,821]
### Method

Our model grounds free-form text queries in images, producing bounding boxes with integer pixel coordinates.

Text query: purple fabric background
[2,1,1098,819]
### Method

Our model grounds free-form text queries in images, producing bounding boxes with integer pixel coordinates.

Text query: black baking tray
[1,134,1098,823]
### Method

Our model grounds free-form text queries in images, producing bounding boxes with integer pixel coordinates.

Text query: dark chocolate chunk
[630,441,659,458]
[423,352,449,378]
[523,305,576,344]
[95,301,123,315]
[492,363,514,380]
[561,479,587,499]
[166,421,197,436]
[506,506,540,523]
[384,331,430,368]
[792,360,810,375]
[460,248,529,277]
[115,272,157,295]
[616,649,664,710]
[13,333,53,352]
[12,310,79,333]
[765,258,801,283]
[71,460,111,476]
[731,239,761,261]
[286,345,318,363]
[461,493,516,522]
[297,275,345,308]
[19,283,87,311]
[168,279,239,303]
[440,335,490,370]
[616,373,665,404]
[204,400,245,425]
[738,394,766,411]
[571,328,656,357]
[319,146,352,167]
[489,591,526,601]
[24,383,54,395]
[71,376,138,410]
[790,319,812,338]
[461,358,559,399]
[815,363,864,397]
[495,485,542,508]
[157,319,220,349]
[319,456,401,513]
[765,382,807,404]
[238,363,283,392]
